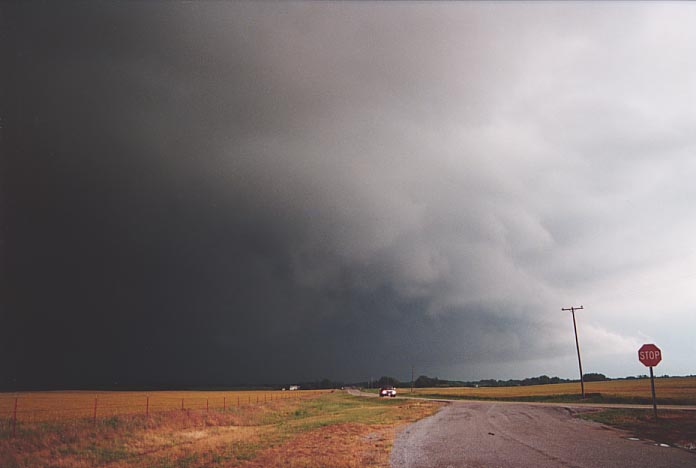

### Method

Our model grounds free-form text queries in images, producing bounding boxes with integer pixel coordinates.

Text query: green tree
[415,375,441,387]
[583,373,609,382]
[376,376,401,387]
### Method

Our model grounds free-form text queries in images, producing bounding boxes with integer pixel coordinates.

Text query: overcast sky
[2,2,695,388]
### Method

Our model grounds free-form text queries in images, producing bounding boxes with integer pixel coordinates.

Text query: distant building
[289,385,300,391]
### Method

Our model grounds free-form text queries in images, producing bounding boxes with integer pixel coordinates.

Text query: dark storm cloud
[3,2,696,388]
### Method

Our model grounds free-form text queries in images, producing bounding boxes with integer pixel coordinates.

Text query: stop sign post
[638,344,662,418]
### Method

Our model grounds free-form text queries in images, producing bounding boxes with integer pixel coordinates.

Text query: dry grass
[408,376,696,404]
[0,391,441,468]
[242,396,438,468]
[249,423,394,468]
[0,390,325,423]
[579,409,696,451]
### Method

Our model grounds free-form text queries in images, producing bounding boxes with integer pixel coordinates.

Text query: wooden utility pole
[562,305,585,399]
[411,365,414,393]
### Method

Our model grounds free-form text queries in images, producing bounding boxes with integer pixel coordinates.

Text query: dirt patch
[179,430,208,440]
[237,423,395,468]
[122,425,267,466]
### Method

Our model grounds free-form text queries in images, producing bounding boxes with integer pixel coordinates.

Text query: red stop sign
[638,344,662,367]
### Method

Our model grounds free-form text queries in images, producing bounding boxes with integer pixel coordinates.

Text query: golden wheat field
[411,376,696,403]
[0,389,327,423]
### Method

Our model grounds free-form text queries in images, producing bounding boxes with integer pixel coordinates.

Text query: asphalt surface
[389,401,695,468]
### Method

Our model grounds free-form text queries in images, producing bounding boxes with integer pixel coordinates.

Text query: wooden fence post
[146,396,149,417]
[12,397,18,438]
[223,396,226,411]
[93,396,98,424]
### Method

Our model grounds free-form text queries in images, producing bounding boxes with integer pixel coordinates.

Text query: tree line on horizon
[4,373,689,392]
[276,372,689,390]
[360,373,612,389]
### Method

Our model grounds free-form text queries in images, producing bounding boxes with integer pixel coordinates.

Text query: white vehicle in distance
[379,386,397,397]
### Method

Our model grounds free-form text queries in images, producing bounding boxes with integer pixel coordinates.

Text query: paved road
[389,401,695,468]
[344,388,696,412]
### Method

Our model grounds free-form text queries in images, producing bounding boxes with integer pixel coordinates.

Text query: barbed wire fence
[0,390,322,438]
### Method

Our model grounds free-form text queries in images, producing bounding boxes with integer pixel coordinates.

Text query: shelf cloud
[3,2,696,387]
